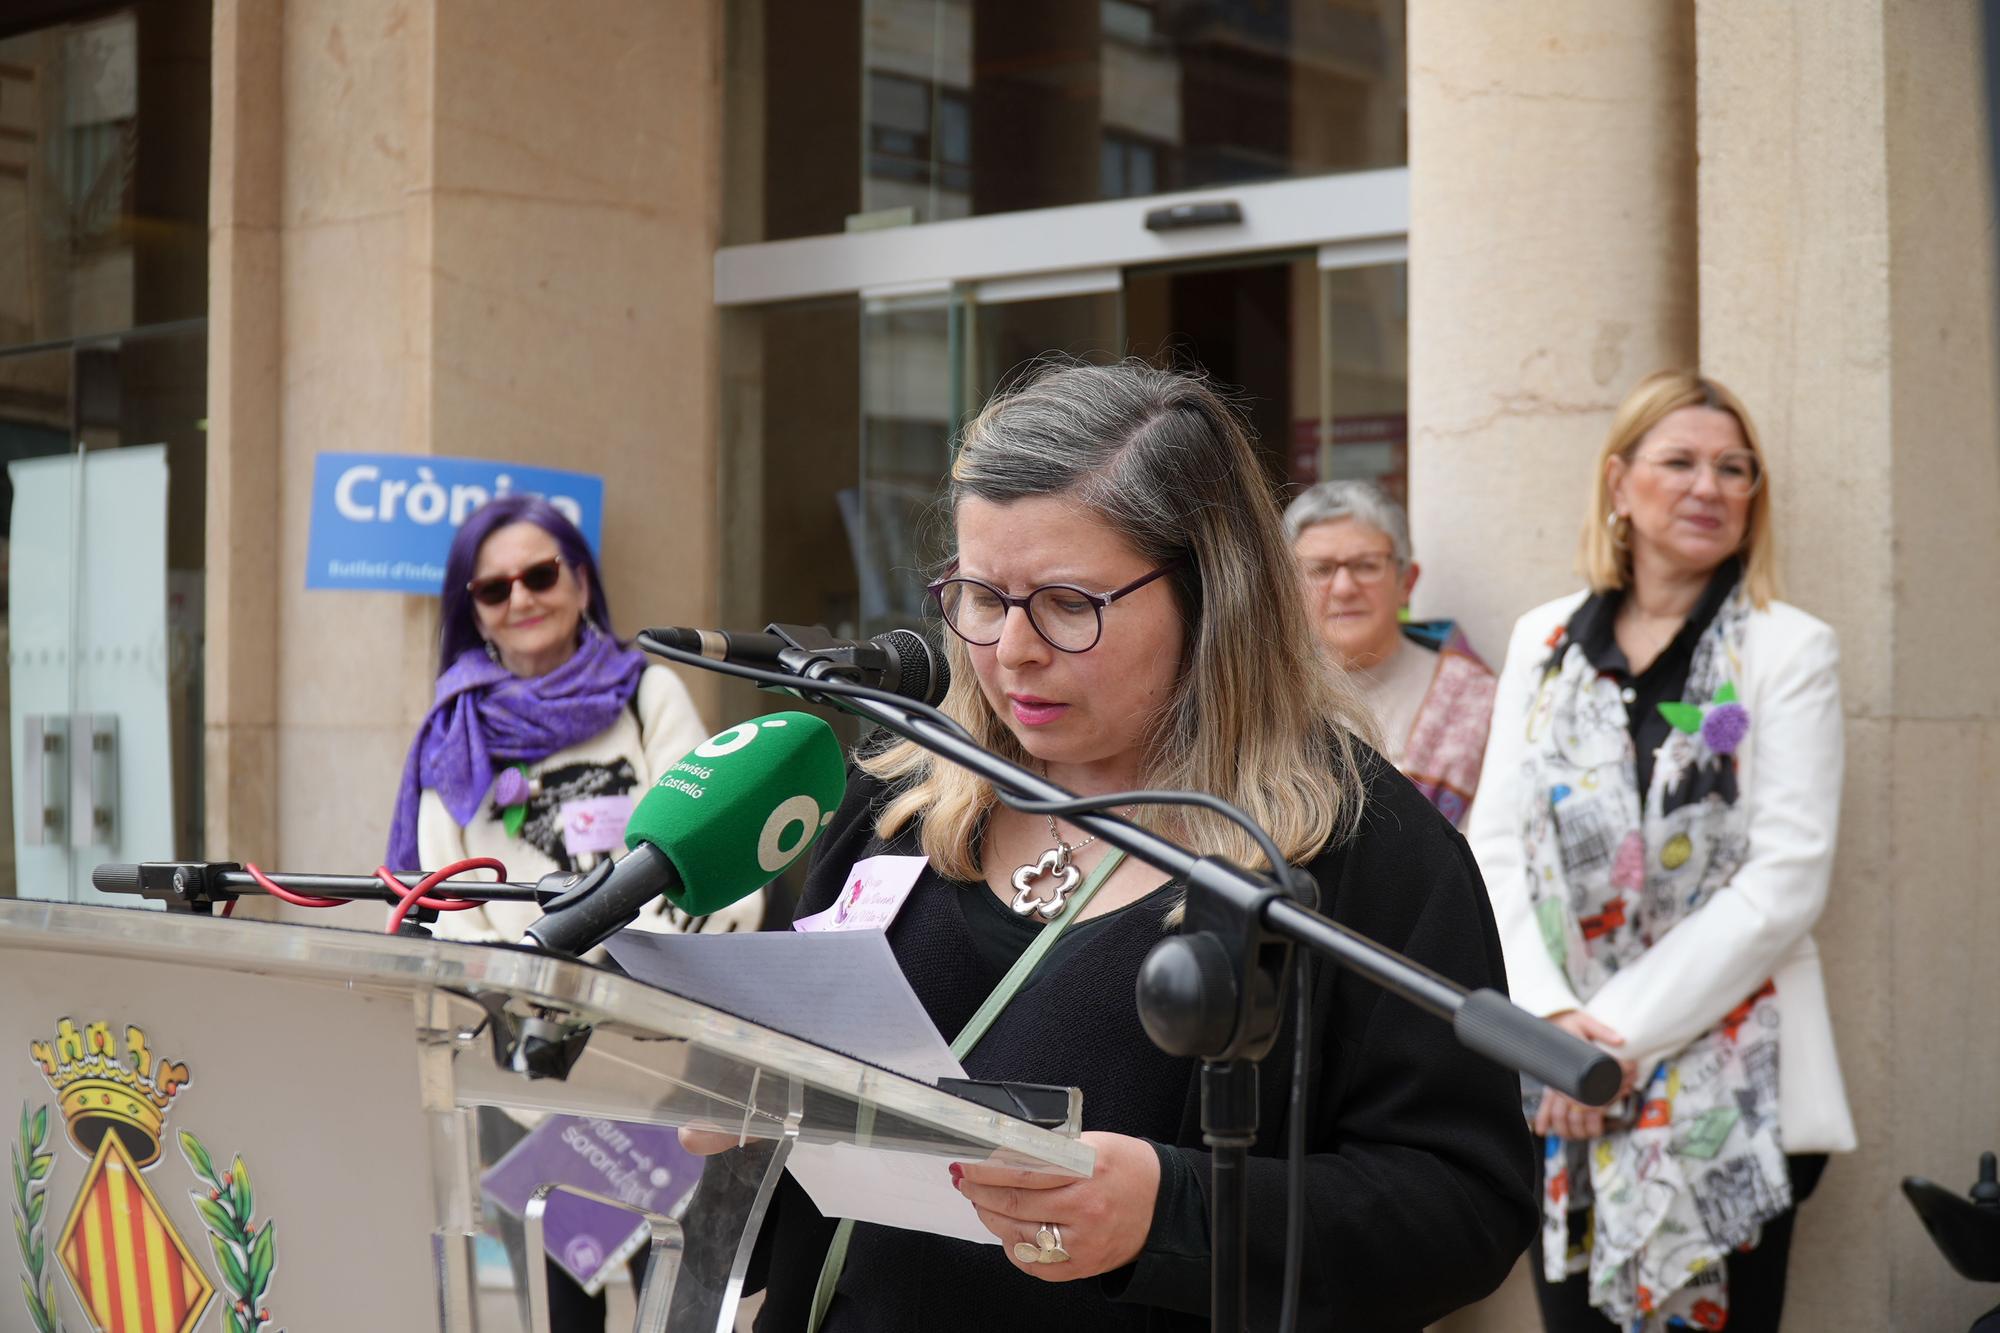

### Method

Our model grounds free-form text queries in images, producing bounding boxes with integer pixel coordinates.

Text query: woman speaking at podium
[702,361,1536,1331]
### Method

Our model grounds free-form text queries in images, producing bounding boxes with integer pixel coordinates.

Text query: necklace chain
[1046,813,1095,858]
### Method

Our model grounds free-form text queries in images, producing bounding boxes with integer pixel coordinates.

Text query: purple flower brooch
[1659,682,1750,756]
[493,765,537,837]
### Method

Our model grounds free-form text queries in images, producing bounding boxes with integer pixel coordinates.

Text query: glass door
[854,273,1123,637]
[0,329,203,903]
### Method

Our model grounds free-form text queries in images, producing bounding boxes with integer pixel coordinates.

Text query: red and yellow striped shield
[55,1133,214,1333]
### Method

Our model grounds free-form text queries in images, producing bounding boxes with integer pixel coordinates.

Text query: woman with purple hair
[387,495,759,1326]
[386,494,760,939]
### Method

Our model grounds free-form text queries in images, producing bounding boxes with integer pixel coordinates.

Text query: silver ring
[1013,1224,1071,1264]
[1036,1224,1070,1263]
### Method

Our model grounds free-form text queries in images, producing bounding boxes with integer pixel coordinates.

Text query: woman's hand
[678,1125,760,1156]
[953,1132,1161,1281]
[1531,1010,1636,1141]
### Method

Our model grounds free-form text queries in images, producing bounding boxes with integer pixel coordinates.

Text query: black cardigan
[744,748,1536,1331]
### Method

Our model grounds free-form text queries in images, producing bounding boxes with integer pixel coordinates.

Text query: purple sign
[482,1116,701,1292]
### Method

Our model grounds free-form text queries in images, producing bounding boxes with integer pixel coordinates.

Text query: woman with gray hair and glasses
[1283,480,1498,827]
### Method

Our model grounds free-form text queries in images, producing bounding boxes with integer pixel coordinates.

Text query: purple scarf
[385,628,646,870]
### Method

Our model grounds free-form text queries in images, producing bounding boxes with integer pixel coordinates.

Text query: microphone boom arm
[632,630,1619,1106]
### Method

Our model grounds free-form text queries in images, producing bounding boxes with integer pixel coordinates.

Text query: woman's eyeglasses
[1632,448,1764,499]
[928,564,1176,654]
[1301,551,1398,586]
[467,557,563,606]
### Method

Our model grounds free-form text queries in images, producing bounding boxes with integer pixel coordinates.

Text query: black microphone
[645,623,948,705]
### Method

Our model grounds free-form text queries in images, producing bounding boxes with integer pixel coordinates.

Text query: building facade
[0,1,1993,1326]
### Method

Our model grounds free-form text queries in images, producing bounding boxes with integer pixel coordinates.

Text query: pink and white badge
[561,794,636,856]
[794,855,928,933]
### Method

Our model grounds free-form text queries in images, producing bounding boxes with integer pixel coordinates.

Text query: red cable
[243,862,346,909]
[221,898,237,918]
[380,858,508,935]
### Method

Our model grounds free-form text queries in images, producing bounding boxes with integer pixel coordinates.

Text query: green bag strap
[805,847,1128,1333]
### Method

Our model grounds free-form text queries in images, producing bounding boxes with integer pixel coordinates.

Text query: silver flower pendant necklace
[1010,812,1121,921]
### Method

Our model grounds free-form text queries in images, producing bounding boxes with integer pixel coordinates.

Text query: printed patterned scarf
[1520,587,1789,1330]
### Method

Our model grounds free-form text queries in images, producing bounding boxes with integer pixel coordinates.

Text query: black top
[1562,559,1741,800]
[957,863,1149,980]
[744,748,1537,1332]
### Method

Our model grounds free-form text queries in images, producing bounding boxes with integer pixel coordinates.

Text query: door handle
[22,714,68,846]
[71,714,117,849]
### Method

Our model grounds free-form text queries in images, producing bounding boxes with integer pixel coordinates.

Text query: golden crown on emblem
[30,1017,190,1168]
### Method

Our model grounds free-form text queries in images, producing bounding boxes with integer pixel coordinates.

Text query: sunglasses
[467,556,564,606]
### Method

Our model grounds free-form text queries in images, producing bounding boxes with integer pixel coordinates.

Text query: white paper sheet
[785,1141,1000,1246]
[602,927,964,1084]
[603,927,1095,1243]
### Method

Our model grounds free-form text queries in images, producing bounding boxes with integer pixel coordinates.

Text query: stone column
[207,0,724,903]
[1406,0,1696,662]
[1697,1,2000,1327]
[203,0,284,880]
[1409,4,1696,1326]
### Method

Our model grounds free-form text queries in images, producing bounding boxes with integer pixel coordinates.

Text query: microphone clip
[766,622,892,687]
[98,861,243,913]
[462,990,595,1082]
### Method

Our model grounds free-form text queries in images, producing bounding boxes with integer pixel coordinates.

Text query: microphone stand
[636,631,1621,1333]
[90,861,548,913]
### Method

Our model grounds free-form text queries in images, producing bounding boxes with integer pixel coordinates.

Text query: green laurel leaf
[27,1226,44,1277]
[26,1190,43,1228]
[30,1105,46,1150]
[13,1211,30,1265]
[1657,701,1705,734]
[212,1230,250,1295]
[181,1130,218,1187]
[17,1103,29,1149]
[230,1155,253,1221]
[29,1152,52,1181]
[195,1194,246,1246]
[249,1217,277,1292]
[229,1307,249,1333]
[10,1154,22,1210]
[22,1275,47,1333]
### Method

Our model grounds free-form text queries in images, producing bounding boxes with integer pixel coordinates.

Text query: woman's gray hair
[1282,480,1412,566]
[864,357,1373,885]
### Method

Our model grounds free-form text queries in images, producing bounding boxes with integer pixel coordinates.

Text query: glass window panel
[0,3,211,348]
[726,0,1406,243]
[1316,261,1408,502]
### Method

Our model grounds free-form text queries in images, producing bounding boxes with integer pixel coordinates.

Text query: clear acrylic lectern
[0,900,1089,1332]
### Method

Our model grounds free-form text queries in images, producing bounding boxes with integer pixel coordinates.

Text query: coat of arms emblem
[14,1018,281,1333]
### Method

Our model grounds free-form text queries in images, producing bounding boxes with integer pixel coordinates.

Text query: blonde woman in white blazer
[1466,371,1854,1333]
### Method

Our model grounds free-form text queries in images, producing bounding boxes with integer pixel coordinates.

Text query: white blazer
[1466,591,1858,1154]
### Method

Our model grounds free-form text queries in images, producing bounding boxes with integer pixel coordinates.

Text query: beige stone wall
[1412,8,1699,1323]
[206,0,723,914]
[1419,1,2000,1329]
[1407,0,1697,664]
[1697,1,2000,1328]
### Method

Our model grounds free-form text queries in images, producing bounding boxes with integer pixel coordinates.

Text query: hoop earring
[1606,511,1631,550]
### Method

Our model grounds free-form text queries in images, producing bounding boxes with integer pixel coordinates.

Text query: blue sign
[305,453,605,593]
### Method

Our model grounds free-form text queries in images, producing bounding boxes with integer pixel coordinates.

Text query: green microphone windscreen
[626,711,848,916]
